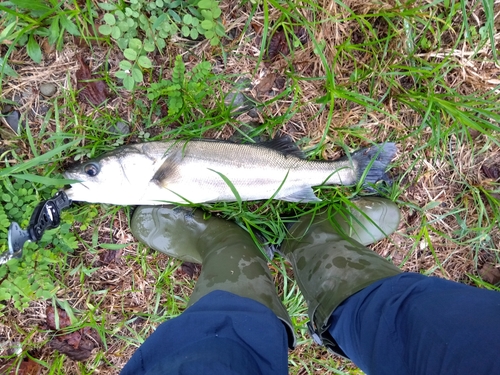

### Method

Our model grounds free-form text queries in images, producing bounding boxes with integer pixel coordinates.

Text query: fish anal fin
[282,187,321,202]
[259,136,306,159]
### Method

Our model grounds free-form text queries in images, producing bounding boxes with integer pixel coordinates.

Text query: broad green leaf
[201,19,213,30]
[153,14,167,29]
[119,60,133,70]
[137,55,152,68]
[115,70,129,79]
[0,21,16,43]
[116,10,125,20]
[124,48,138,60]
[111,25,121,39]
[48,16,60,45]
[144,40,155,52]
[60,17,80,36]
[98,2,118,11]
[198,0,213,9]
[9,0,50,12]
[210,36,220,46]
[117,21,129,32]
[98,24,112,35]
[183,14,193,25]
[27,35,42,63]
[215,22,225,37]
[123,75,135,90]
[190,28,199,39]
[117,37,128,50]
[181,25,190,37]
[0,57,18,77]
[103,13,116,25]
[168,9,181,23]
[201,10,213,19]
[129,38,142,51]
[212,7,221,18]
[132,67,143,82]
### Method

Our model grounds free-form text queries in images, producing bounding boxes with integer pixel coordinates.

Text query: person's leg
[329,272,500,375]
[281,198,402,356]
[122,290,289,375]
[123,206,295,374]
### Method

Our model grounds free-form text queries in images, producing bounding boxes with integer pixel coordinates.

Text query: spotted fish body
[64,137,396,205]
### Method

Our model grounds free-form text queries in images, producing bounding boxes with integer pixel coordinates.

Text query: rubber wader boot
[281,197,402,356]
[131,206,296,349]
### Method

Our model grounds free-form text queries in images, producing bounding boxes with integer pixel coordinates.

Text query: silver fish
[63,137,396,205]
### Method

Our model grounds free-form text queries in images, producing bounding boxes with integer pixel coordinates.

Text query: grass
[1,0,499,373]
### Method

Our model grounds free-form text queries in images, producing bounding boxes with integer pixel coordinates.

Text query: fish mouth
[63,179,90,200]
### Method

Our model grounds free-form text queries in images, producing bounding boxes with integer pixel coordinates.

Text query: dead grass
[1,0,500,373]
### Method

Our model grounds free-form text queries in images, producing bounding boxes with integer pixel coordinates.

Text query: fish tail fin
[351,143,397,186]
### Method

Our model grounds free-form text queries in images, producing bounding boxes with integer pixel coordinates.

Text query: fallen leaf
[96,248,122,266]
[265,26,308,62]
[255,72,277,95]
[179,262,202,279]
[0,357,41,375]
[46,306,71,330]
[40,39,55,55]
[75,55,108,105]
[49,337,93,362]
[266,29,288,61]
[46,306,101,361]
[48,327,101,361]
[251,21,263,34]
[482,164,500,181]
[479,263,500,285]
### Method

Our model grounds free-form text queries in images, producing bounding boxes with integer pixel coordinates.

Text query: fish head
[63,146,156,205]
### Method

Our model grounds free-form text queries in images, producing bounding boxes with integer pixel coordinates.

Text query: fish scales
[64,138,396,205]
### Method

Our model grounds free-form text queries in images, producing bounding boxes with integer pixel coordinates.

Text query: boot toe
[333,197,400,245]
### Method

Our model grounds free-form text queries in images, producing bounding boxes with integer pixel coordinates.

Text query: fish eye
[83,163,100,177]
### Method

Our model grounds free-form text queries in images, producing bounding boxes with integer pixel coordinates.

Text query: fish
[63,137,396,205]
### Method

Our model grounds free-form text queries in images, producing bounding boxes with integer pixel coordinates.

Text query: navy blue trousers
[121,290,289,375]
[122,274,500,374]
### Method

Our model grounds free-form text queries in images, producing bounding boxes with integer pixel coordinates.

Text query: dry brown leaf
[255,72,277,95]
[0,357,41,375]
[46,306,102,361]
[482,164,500,181]
[479,264,500,285]
[265,26,308,62]
[179,262,202,279]
[46,306,71,330]
[97,248,122,266]
[40,39,55,55]
[75,55,108,106]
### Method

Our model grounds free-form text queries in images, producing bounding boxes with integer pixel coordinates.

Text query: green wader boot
[281,197,402,356]
[131,206,296,349]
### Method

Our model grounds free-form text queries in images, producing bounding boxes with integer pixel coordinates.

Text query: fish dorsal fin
[259,136,305,159]
[151,149,183,187]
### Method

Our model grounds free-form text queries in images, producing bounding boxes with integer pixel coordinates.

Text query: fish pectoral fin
[151,150,183,187]
[281,187,321,202]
